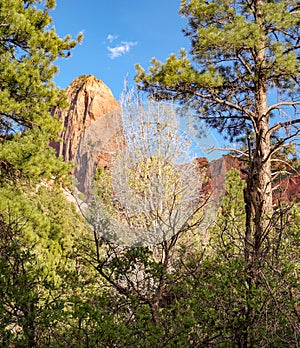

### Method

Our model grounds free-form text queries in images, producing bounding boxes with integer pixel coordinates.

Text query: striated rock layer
[51,75,124,196]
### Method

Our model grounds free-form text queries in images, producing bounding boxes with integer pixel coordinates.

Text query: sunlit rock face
[51,75,124,196]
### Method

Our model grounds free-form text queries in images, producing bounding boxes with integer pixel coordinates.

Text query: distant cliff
[51,75,124,196]
[196,155,300,205]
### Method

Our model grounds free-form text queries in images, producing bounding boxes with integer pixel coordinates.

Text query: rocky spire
[51,75,124,196]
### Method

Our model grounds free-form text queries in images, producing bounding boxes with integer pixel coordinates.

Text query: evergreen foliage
[0,0,82,183]
[136,0,300,140]
[0,1,89,346]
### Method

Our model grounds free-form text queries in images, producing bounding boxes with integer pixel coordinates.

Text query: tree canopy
[0,0,82,184]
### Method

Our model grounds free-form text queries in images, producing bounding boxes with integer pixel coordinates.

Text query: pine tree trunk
[244,53,273,275]
[243,3,273,343]
[255,132,272,251]
[243,118,272,348]
[250,118,272,265]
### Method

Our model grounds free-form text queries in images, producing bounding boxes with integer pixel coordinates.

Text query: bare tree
[88,96,211,327]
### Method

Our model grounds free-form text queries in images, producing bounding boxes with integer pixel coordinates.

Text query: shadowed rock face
[51,75,124,196]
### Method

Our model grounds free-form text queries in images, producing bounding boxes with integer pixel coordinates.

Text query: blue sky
[52,0,189,100]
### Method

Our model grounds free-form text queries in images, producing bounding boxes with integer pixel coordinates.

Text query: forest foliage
[0,0,299,347]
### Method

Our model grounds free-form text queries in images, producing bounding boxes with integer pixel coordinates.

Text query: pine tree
[0,1,85,345]
[0,0,82,185]
[135,0,300,327]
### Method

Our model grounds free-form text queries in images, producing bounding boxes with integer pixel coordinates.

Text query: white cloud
[106,34,118,43]
[107,41,138,59]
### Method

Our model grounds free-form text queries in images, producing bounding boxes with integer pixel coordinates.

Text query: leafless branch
[268,118,300,136]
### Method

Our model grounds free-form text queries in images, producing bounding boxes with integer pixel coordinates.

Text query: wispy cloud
[107,41,138,59]
[106,34,118,43]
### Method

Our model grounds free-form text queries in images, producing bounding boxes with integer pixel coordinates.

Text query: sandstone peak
[51,75,124,196]
[65,75,120,126]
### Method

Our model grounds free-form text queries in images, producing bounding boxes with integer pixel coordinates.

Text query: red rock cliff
[51,75,124,196]
[196,155,300,205]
